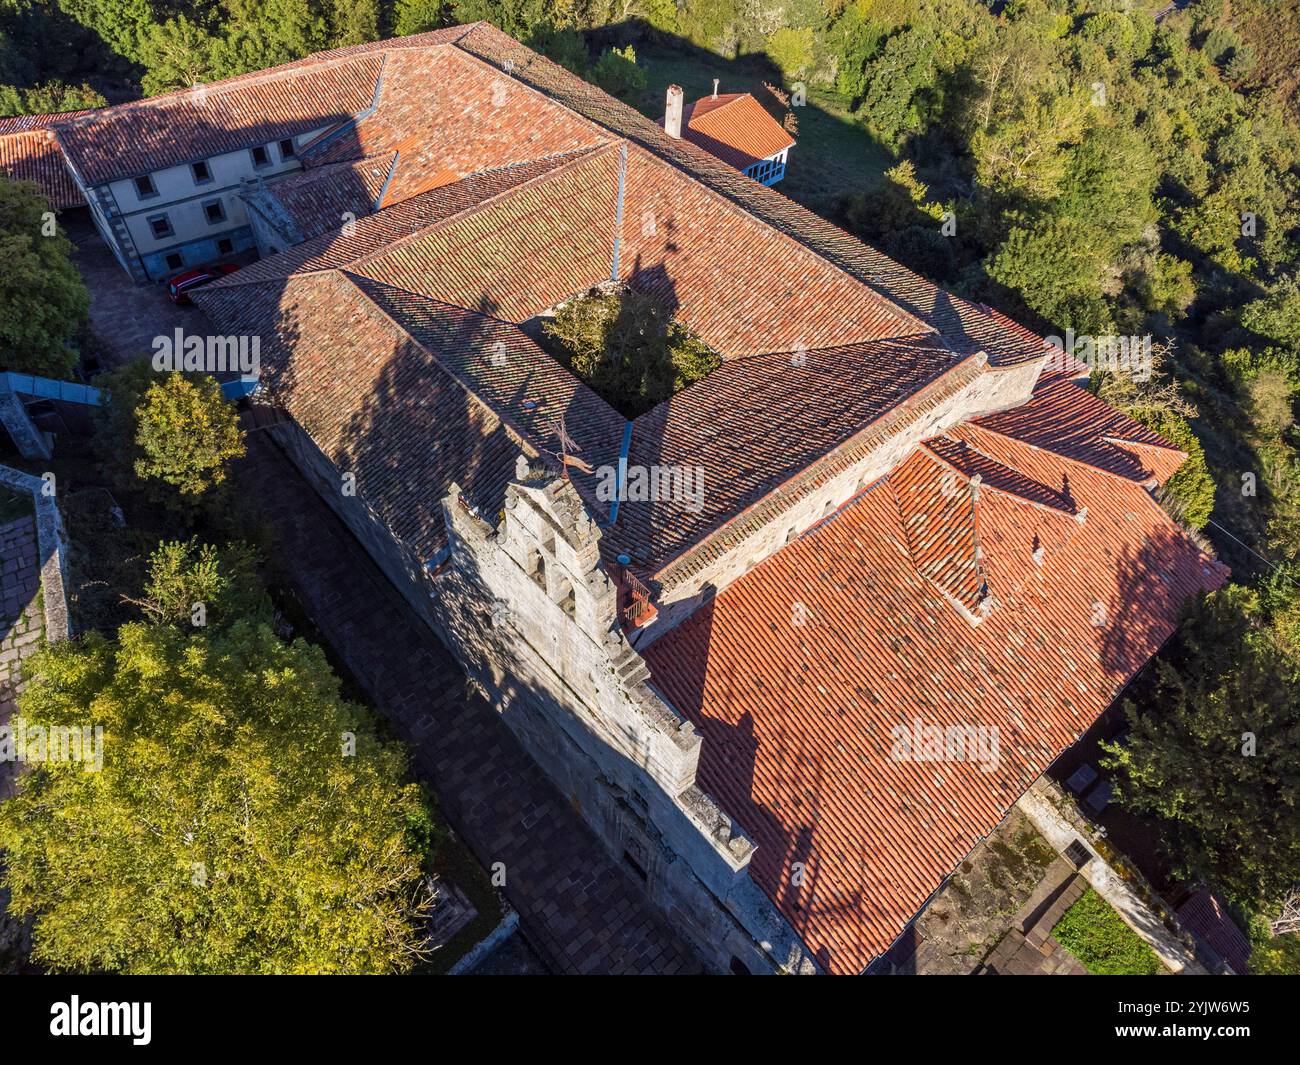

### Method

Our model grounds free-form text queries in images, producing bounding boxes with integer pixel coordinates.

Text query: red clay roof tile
[679,93,795,171]
[644,376,1227,974]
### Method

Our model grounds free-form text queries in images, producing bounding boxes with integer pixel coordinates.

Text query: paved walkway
[238,436,702,975]
[69,222,216,371]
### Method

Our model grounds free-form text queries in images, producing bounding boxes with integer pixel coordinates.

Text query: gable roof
[224,149,600,285]
[602,336,971,576]
[57,53,387,186]
[643,374,1228,975]
[173,26,1229,977]
[451,22,1046,368]
[0,125,84,208]
[680,92,796,170]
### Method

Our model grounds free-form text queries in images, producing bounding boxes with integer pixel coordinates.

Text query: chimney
[664,84,684,139]
[712,79,719,98]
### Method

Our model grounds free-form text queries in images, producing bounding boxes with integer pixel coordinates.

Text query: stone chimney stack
[664,84,684,139]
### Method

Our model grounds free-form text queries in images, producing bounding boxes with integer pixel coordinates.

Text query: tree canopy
[543,288,720,417]
[0,540,434,974]
[0,176,88,377]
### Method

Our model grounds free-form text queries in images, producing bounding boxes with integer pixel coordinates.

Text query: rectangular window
[148,213,173,239]
[165,252,183,270]
[203,198,226,225]
[278,138,296,159]
[191,160,212,184]
[250,145,270,168]
[134,174,157,198]
[217,237,234,255]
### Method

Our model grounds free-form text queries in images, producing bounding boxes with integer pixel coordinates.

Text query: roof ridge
[207,145,610,290]
[647,350,987,586]
[974,420,1158,485]
[332,269,539,461]
[450,24,929,341]
[336,271,619,471]
[920,436,1080,518]
[348,141,620,275]
[891,445,990,621]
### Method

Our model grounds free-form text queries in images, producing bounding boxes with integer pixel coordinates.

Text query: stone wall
[641,356,1045,640]
[265,425,820,972]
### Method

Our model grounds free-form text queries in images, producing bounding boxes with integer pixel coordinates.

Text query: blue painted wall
[140,225,257,281]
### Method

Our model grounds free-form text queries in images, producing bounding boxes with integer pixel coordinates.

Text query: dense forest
[2,0,1299,969]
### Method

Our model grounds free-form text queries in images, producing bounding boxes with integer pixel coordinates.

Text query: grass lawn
[1053,887,1166,975]
[627,42,895,216]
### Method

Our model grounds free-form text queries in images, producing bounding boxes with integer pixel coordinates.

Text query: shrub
[591,45,645,98]
[543,289,719,417]
[765,26,815,81]
[1129,409,1216,530]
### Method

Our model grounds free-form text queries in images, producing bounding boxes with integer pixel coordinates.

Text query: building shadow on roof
[1091,524,1217,683]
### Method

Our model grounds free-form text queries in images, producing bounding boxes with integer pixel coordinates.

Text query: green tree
[544,289,719,417]
[0,621,434,973]
[0,176,88,377]
[211,0,329,77]
[765,26,814,82]
[133,373,246,496]
[126,538,271,630]
[393,0,448,35]
[591,45,644,98]
[1102,585,1300,911]
[136,15,221,95]
[327,0,380,47]
[985,215,1110,333]
[1129,409,1216,530]
[0,80,105,116]
[95,364,246,499]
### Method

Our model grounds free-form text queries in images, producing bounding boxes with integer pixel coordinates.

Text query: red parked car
[165,262,240,304]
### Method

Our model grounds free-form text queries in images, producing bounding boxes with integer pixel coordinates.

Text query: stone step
[1014,857,1077,934]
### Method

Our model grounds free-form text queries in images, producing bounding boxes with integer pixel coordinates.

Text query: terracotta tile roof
[346,276,627,500]
[220,149,600,286]
[975,373,1186,484]
[56,54,386,186]
[352,143,621,322]
[267,154,396,239]
[22,28,478,189]
[891,445,989,617]
[0,127,83,208]
[303,44,611,173]
[452,22,1046,367]
[678,93,795,171]
[603,336,969,574]
[643,374,1228,974]
[0,110,96,134]
[617,145,930,356]
[1177,890,1251,974]
[891,436,1083,622]
[195,269,531,559]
